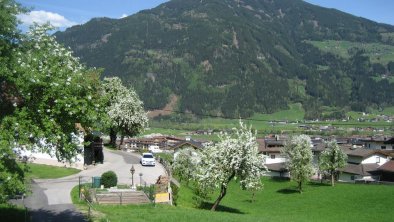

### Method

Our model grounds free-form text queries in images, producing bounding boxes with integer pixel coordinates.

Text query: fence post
[78,176,82,199]
[120,192,122,205]
[168,181,173,206]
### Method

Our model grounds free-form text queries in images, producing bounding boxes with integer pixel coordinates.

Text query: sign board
[155,192,170,203]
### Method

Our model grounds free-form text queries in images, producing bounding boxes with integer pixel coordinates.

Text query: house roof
[266,162,288,172]
[259,147,282,153]
[265,139,286,147]
[361,137,394,144]
[342,147,391,158]
[340,163,379,176]
[258,139,282,153]
[378,160,394,173]
[312,143,326,152]
[335,138,350,144]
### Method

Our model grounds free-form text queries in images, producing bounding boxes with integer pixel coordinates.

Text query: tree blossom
[281,135,314,193]
[194,121,267,211]
[319,140,347,186]
[172,147,201,185]
[102,77,148,146]
[2,24,102,161]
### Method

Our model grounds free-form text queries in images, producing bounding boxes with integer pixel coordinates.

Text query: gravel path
[18,149,166,222]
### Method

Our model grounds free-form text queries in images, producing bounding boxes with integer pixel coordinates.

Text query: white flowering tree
[101,77,148,147]
[0,4,102,201]
[172,147,201,185]
[319,140,347,186]
[282,135,314,193]
[195,122,266,211]
[7,24,102,159]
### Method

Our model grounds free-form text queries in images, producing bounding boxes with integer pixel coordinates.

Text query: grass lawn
[25,163,81,179]
[76,178,394,222]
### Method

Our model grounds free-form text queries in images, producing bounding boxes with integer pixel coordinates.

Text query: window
[376,157,380,163]
[381,146,386,150]
[350,175,355,180]
[270,155,275,159]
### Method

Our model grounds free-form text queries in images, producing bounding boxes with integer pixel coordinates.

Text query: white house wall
[16,148,84,169]
[338,173,361,182]
[361,154,389,166]
[265,156,286,164]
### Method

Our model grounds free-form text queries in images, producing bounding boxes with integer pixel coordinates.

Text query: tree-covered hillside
[55,0,394,119]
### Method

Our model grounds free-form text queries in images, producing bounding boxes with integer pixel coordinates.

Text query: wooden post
[78,176,82,199]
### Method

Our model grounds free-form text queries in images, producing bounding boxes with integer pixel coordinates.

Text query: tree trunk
[211,173,235,211]
[118,134,124,149]
[211,184,228,211]
[298,181,303,193]
[331,172,335,186]
[109,128,117,147]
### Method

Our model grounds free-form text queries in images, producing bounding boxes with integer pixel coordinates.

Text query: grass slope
[306,40,394,65]
[83,178,394,222]
[26,163,81,179]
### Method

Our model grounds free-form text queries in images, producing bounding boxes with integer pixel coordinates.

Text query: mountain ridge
[55,0,394,119]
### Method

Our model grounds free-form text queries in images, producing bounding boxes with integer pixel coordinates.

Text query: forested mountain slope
[55,0,394,119]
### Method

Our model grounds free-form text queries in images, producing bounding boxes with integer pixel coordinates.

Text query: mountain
[55,0,394,119]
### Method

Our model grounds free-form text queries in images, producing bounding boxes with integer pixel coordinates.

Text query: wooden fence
[94,191,150,205]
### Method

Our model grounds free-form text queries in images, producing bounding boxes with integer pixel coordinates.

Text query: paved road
[18,149,166,222]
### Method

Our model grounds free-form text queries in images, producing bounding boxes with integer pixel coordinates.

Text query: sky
[16,0,394,31]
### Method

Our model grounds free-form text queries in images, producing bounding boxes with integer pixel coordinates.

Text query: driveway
[19,149,166,222]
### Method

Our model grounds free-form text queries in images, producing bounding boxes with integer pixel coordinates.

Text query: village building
[362,137,394,150]
[338,147,392,182]
[376,160,394,182]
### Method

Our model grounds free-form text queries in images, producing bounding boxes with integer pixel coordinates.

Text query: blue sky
[17,0,394,30]
[305,0,394,25]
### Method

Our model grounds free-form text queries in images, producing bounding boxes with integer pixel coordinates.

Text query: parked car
[140,152,156,166]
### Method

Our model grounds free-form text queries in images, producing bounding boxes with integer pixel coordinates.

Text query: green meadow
[305,40,394,65]
[147,103,393,138]
[26,163,81,179]
[82,178,394,222]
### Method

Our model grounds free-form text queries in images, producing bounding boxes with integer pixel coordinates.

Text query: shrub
[170,182,179,206]
[138,185,155,201]
[192,183,209,208]
[101,171,118,188]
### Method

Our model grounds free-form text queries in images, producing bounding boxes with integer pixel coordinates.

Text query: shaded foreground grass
[76,178,394,222]
[26,163,81,179]
[0,204,27,222]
